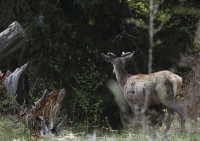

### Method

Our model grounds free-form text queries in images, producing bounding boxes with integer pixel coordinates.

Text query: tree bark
[0,62,28,100]
[16,88,66,137]
[3,62,28,96]
[0,21,28,69]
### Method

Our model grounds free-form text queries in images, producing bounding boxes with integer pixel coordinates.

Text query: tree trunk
[0,21,28,69]
[16,88,66,137]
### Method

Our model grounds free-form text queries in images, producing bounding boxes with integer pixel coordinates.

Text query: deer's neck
[114,65,130,90]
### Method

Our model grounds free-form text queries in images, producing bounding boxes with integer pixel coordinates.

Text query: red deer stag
[102,51,185,132]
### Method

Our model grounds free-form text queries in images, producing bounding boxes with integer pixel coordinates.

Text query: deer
[102,51,185,132]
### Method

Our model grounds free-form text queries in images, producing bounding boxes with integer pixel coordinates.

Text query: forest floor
[1,115,200,141]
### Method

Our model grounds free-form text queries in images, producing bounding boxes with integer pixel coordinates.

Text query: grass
[51,119,200,141]
[0,115,31,141]
[1,115,200,141]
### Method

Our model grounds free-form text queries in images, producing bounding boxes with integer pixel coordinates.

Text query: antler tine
[121,52,132,57]
[107,52,116,58]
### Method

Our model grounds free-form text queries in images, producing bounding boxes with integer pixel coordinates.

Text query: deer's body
[102,52,185,132]
[122,71,182,109]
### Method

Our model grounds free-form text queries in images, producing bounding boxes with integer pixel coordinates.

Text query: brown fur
[102,52,185,132]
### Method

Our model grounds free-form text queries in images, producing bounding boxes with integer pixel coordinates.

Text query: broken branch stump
[0,62,28,100]
[17,88,66,137]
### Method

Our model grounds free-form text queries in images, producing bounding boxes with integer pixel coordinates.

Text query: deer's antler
[121,52,132,57]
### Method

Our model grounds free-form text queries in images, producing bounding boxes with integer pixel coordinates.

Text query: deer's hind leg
[156,80,185,132]
[165,108,173,132]
[164,100,185,132]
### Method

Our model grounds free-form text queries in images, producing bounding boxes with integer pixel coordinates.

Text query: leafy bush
[70,59,107,127]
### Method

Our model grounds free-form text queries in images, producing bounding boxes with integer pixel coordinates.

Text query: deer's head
[102,51,134,74]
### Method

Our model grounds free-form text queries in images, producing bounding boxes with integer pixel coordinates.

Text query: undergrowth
[0,115,31,141]
[1,116,200,141]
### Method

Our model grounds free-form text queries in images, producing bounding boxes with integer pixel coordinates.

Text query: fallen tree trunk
[16,88,66,137]
[0,21,28,69]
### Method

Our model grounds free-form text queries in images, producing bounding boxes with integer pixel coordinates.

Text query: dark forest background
[0,0,200,129]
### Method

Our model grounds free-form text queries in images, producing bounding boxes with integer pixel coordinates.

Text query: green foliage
[0,92,17,106]
[70,58,107,126]
[0,116,31,141]
[0,92,18,114]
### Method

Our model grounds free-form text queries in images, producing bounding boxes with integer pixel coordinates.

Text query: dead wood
[3,62,28,96]
[16,88,66,137]
[0,62,28,98]
[0,21,28,70]
[0,63,28,115]
[0,21,28,61]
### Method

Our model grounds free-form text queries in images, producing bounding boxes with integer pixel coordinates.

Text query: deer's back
[123,70,182,108]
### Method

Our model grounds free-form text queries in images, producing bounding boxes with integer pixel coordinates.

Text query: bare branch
[154,15,171,35]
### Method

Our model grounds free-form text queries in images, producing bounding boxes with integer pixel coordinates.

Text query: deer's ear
[124,51,134,62]
[102,53,115,63]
